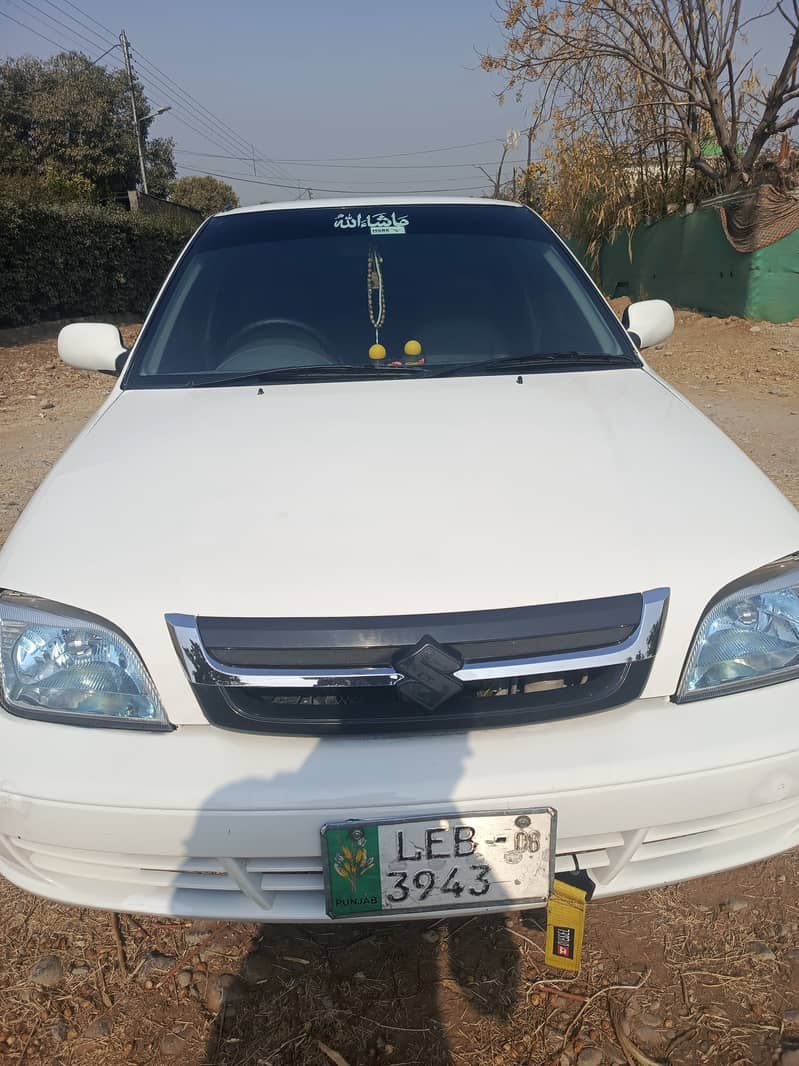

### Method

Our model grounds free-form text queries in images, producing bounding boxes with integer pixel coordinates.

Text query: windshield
[124,203,635,388]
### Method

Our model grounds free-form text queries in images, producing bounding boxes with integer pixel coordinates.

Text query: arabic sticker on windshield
[334,211,409,235]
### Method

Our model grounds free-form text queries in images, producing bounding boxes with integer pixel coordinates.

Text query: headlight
[676,554,799,702]
[0,593,170,729]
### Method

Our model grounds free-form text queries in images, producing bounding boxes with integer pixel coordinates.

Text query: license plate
[321,809,555,919]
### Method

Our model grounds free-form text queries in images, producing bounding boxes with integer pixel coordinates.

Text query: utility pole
[120,30,148,194]
[524,126,533,205]
[251,144,257,177]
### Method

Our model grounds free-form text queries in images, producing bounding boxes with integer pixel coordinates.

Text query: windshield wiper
[186,353,636,387]
[432,353,638,378]
[187,363,425,388]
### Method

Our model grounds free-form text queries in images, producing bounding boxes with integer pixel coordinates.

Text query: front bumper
[1,681,799,920]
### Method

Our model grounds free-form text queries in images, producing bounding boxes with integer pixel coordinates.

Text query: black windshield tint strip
[187,203,545,249]
[197,594,643,656]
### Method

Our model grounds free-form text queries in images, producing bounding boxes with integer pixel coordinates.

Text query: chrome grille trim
[165,588,668,690]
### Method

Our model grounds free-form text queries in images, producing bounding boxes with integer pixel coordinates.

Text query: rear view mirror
[622,300,674,350]
[58,323,128,374]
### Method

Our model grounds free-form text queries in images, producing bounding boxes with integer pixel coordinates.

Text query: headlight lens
[0,593,170,729]
[676,555,799,701]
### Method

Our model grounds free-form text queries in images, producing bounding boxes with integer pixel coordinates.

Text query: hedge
[0,201,196,327]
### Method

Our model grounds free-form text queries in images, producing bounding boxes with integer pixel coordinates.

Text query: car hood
[2,368,798,712]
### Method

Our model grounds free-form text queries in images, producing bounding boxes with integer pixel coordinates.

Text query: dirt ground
[0,311,797,1066]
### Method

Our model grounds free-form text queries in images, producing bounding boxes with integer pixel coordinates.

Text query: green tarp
[570,206,799,323]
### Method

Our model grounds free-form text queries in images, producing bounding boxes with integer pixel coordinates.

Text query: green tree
[0,52,175,200]
[145,138,178,199]
[169,174,240,215]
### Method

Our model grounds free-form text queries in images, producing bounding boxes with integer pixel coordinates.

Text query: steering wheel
[218,318,335,370]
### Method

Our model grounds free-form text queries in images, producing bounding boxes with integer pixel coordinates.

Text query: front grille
[204,663,648,733]
[166,588,668,735]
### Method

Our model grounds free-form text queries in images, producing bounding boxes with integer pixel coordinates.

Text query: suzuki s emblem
[393,636,464,710]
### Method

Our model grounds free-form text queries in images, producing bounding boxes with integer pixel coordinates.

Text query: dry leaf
[318,1040,352,1066]
[609,1002,669,1066]
[440,978,487,1002]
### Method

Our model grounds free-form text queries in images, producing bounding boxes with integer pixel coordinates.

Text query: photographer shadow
[202,910,521,1066]
[171,737,523,1065]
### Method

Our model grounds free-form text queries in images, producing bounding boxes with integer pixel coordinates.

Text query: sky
[1,0,533,205]
[0,0,788,206]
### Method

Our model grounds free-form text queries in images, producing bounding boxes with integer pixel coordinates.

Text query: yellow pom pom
[404,339,422,357]
[368,343,387,361]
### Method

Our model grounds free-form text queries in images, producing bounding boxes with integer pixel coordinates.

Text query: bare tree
[482,0,799,190]
[477,128,522,196]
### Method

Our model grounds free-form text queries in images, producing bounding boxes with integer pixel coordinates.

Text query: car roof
[219,195,524,218]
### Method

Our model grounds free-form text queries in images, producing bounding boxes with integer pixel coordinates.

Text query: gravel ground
[0,311,797,1066]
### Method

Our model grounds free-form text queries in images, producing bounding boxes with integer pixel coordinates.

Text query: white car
[1,197,798,924]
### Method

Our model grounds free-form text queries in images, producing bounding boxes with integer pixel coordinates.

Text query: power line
[5,0,292,183]
[166,113,257,159]
[55,0,115,39]
[0,7,72,51]
[130,47,292,183]
[36,0,113,49]
[132,51,277,165]
[131,50,292,184]
[130,61,262,161]
[12,0,112,54]
[16,0,250,161]
[2,7,262,178]
[35,0,126,70]
[177,160,494,189]
[173,149,302,162]
[344,156,528,171]
[4,0,117,59]
[3,7,273,172]
[72,33,275,169]
[131,55,257,154]
[278,140,501,163]
[3,3,500,192]
[175,163,489,196]
[5,0,125,72]
[170,112,292,171]
[158,100,288,186]
[267,174,493,188]
[171,148,524,170]
[3,0,503,172]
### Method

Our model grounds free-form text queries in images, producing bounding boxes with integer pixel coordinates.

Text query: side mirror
[58,323,128,374]
[622,300,674,350]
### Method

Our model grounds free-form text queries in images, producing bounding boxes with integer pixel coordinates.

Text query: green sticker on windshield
[334,211,408,235]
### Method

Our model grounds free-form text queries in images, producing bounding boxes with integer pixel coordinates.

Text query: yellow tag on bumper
[545,878,587,972]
